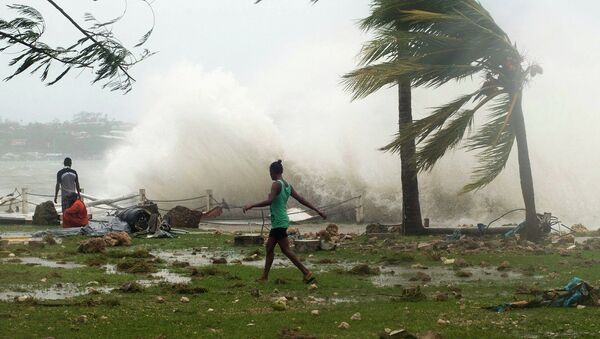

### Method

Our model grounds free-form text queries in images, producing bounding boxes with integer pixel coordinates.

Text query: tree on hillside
[345,0,543,240]
[0,0,154,92]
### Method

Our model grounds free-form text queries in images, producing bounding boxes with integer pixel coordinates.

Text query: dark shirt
[56,167,78,196]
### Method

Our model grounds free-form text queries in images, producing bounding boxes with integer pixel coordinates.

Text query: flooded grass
[2,226,600,338]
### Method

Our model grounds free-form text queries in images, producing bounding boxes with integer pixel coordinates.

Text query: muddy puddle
[137,269,192,287]
[1,256,85,269]
[0,283,113,301]
[152,249,292,268]
[371,266,539,287]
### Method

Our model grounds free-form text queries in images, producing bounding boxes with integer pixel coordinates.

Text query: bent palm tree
[344,0,543,240]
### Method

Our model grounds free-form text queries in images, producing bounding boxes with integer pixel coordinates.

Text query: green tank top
[270,180,291,229]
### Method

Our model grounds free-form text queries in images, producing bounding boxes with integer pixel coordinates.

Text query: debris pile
[570,224,589,234]
[32,201,60,226]
[77,232,132,253]
[487,277,599,312]
[163,206,203,228]
[366,223,389,234]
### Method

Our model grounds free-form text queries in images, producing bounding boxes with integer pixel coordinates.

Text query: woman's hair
[269,160,283,175]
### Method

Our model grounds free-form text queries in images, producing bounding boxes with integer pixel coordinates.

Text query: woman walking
[244,160,326,283]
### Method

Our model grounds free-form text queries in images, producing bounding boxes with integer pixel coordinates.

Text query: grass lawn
[1,224,599,338]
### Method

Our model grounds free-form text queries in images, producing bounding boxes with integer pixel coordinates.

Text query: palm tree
[344,0,543,240]
[345,0,439,234]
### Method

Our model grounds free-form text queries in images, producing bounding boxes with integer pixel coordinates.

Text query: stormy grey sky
[1,0,598,125]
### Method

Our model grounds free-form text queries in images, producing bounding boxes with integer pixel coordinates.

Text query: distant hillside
[0,112,133,160]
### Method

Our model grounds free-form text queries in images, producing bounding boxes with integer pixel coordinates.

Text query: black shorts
[269,228,288,240]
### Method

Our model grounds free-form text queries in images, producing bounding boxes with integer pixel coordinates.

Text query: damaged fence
[0,187,365,228]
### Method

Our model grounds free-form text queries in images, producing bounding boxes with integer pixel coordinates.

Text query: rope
[148,195,207,203]
[28,192,55,198]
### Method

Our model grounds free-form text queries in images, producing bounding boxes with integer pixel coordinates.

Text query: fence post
[139,188,147,205]
[206,189,213,211]
[21,187,28,215]
[355,194,364,224]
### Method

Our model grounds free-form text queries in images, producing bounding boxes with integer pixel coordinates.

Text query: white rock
[350,312,361,321]
[311,310,320,316]
[338,322,350,329]
[8,253,15,257]
[16,295,32,302]
[437,318,450,325]
[180,297,190,303]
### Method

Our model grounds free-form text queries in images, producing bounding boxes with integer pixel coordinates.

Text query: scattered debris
[78,238,108,254]
[398,286,426,302]
[454,270,473,278]
[163,206,204,228]
[77,232,131,253]
[272,299,287,311]
[32,201,60,225]
[432,291,449,302]
[409,271,432,282]
[43,235,57,245]
[571,224,589,234]
[379,329,418,339]
[338,322,350,329]
[436,319,450,326]
[487,277,598,312]
[441,258,455,265]
[497,261,511,271]
[348,264,380,276]
[116,258,157,274]
[211,257,227,264]
[366,224,389,234]
[279,327,316,339]
[120,282,144,293]
[411,264,428,269]
[308,283,318,291]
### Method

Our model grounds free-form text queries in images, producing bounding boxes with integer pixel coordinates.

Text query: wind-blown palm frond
[343,61,481,100]
[463,94,517,191]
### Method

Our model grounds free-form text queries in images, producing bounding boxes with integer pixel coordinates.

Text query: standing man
[54,157,81,212]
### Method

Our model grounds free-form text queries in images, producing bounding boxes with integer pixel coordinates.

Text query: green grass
[1,224,600,338]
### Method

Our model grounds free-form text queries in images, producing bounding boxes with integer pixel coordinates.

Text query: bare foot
[303,272,316,284]
[256,277,268,283]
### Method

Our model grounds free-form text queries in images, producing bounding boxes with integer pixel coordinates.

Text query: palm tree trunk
[512,93,540,240]
[398,80,424,234]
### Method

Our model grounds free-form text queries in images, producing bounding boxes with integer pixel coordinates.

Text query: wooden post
[206,189,213,211]
[355,195,364,224]
[139,188,147,205]
[21,187,28,215]
[424,218,430,228]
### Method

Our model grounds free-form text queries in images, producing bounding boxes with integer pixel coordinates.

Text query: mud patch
[371,266,538,287]
[0,283,112,301]
[1,257,85,269]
